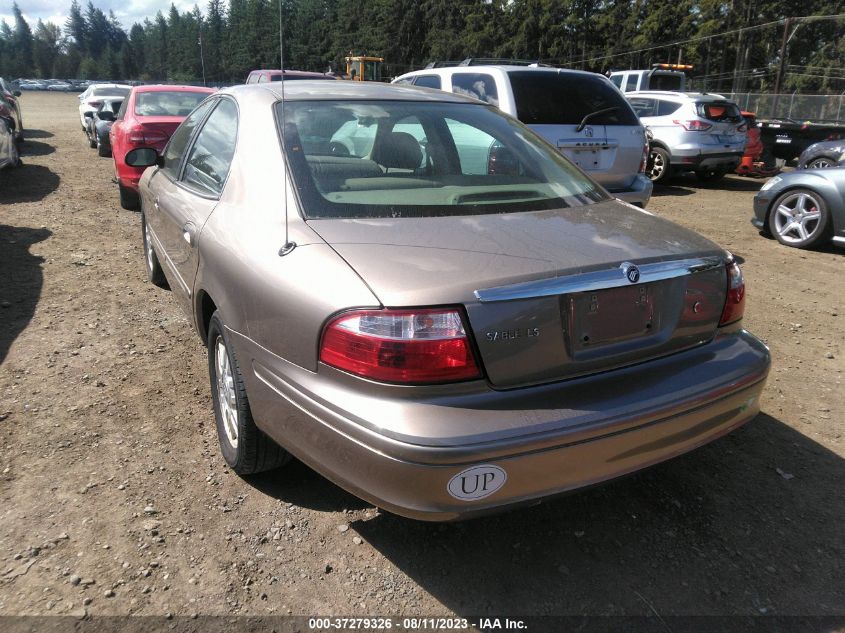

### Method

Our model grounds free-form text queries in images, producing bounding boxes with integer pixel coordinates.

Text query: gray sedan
[797,139,845,170]
[126,82,770,521]
[753,169,845,249]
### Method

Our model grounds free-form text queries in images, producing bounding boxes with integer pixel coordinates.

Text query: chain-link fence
[728,92,845,122]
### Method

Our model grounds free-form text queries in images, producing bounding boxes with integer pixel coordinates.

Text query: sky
[1,0,205,32]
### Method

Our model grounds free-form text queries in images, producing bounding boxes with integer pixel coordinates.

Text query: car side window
[181,98,238,197]
[609,75,623,88]
[116,97,128,120]
[159,99,216,180]
[257,74,267,83]
[657,100,681,116]
[629,98,655,118]
[413,75,442,90]
[452,73,499,107]
[624,74,638,92]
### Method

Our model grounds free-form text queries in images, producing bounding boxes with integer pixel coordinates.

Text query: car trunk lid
[308,200,729,389]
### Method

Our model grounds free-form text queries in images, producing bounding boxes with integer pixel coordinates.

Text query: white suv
[627,91,747,183]
[77,83,131,130]
[393,63,652,206]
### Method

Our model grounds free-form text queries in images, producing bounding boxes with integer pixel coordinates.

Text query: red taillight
[673,119,712,132]
[128,128,169,146]
[319,308,481,383]
[719,260,746,326]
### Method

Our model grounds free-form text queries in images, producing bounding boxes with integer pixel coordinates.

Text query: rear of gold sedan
[136,82,770,520]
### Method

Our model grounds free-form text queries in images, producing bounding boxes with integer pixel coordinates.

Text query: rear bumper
[608,173,653,206]
[235,329,771,521]
[670,150,744,171]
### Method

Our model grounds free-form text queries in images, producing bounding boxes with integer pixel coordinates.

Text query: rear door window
[628,98,656,118]
[657,100,681,116]
[623,74,638,92]
[452,73,499,107]
[508,71,639,126]
[159,99,216,180]
[413,75,442,90]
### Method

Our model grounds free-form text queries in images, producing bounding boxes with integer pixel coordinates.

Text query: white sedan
[78,84,131,129]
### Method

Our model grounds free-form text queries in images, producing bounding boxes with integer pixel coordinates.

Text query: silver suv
[627,91,746,183]
[393,64,652,206]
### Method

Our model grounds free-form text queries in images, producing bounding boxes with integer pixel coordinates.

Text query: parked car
[46,81,72,91]
[628,91,746,183]
[393,63,652,207]
[758,119,845,165]
[77,83,131,129]
[245,69,337,83]
[753,170,845,249]
[0,115,20,170]
[797,139,845,170]
[84,97,123,156]
[0,77,23,142]
[110,84,216,209]
[127,81,769,521]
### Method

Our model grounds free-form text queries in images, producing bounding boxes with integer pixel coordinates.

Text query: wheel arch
[195,289,218,345]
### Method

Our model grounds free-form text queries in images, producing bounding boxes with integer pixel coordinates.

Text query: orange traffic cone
[735,154,755,175]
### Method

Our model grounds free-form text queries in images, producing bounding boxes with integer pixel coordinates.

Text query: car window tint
[650,74,684,91]
[628,98,655,118]
[329,119,378,157]
[623,74,638,92]
[610,75,623,88]
[452,73,499,106]
[116,97,128,120]
[696,101,742,123]
[509,71,639,126]
[393,78,413,85]
[413,75,442,90]
[657,100,681,116]
[182,99,238,197]
[280,100,607,219]
[160,99,216,180]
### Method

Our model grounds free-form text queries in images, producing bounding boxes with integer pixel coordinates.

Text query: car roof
[402,66,602,79]
[250,69,332,78]
[132,85,217,94]
[222,81,483,104]
[627,91,729,102]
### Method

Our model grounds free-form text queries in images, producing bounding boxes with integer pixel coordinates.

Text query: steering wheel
[328,141,350,157]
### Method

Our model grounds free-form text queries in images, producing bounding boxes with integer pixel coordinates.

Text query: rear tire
[119,184,140,211]
[88,135,97,149]
[141,212,168,288]
[695,167,727,183]
[97,139,110,157]
[768,188,831,249]
[647,147,670,183]
[207,311,290,475]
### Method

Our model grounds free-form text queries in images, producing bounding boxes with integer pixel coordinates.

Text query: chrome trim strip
[474,256,724,303]
[832,236,845,245]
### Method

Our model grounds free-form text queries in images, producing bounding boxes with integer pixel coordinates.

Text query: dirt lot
[1,92,843,624]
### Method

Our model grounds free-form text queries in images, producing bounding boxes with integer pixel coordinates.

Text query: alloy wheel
[648,150,665,180]
[808,157,834,169]
[773,192,822,244]
[214,336,239,449]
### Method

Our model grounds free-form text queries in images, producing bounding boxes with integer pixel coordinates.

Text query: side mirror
[98,110,114,121]
[125,147,162,168]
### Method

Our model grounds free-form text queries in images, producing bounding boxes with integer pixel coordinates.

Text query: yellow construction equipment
[345,55,383,81]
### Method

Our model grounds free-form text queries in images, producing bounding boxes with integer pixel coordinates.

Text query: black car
[797,139,845,170]
[85,98,123,157]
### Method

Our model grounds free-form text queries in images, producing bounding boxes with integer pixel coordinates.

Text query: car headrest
[371,131,422,170]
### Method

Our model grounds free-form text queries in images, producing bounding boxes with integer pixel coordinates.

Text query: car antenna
[278,0,296,257]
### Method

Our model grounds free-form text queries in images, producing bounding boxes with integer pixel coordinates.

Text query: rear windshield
[696,101,742,123]
[93,86,129,97]
[649,73,684,91]
[135,91,210,116]
[277,100,607,219]
[508,71,639,126]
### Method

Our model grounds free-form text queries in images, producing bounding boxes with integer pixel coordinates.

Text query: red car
[110,85,216,209]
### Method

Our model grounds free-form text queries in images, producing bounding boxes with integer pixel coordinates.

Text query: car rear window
[649,74,684,91]
[135,91,210,116]
[93,86,129,97]
[277,100,607,219]
[508,70,639,126]
[696,101,742,123]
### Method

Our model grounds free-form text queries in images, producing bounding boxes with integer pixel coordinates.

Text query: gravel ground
[0,93,843,622]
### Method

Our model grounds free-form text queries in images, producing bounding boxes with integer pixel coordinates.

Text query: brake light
[128,129,169,146]
[673,119,712,132]
[320,308,481,383]
[719,260,745,326]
